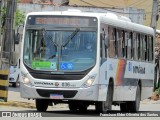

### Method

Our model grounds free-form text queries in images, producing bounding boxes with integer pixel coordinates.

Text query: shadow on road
[18,109,157,117]
[8,86,20,93]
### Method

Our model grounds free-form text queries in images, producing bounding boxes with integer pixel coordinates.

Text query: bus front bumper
[20,82,99,101]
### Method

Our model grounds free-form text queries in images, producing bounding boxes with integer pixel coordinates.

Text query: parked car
[8,64,20,87]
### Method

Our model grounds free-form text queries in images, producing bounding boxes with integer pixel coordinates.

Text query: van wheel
[35,99,49,112]
[95,81,113,113]
[12,82,17,87]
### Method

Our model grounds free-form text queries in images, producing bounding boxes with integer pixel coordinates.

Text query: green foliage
[0,7,6,24]
[155,87,160,96]
[0,7,25,28]
[17,0,21,2]
[15,10,25,27]
[0,7,7,34]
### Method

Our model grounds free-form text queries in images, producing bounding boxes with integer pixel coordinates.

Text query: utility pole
[1,0,16,69]
[151,0,159,34]
[0,0,3,68]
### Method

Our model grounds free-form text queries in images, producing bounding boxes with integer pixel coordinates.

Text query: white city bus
[20,10,155,112]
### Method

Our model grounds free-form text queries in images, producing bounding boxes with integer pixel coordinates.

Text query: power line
[79,0,154,15]
[89,0,120,8]
[128,0,146,7]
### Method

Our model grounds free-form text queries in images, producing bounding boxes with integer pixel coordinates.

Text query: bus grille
[36,89,78,98]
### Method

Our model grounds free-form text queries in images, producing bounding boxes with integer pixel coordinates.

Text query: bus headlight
[81,75,96,88]
[21,72,32,85]
[23,77,30,84]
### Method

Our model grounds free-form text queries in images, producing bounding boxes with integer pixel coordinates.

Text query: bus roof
[26,10,154,35]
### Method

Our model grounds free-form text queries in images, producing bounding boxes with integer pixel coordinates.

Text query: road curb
[1,99,160,109]
[0,100,68,109]
[0,101,36,109]
[141,99,160,104]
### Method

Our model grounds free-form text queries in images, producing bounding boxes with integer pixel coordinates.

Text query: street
[1,86,160,114]
[0,0,160,120]
[0,86,160,120]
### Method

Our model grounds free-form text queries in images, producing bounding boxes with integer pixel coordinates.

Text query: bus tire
[35,99,49,112]
[129,85,141,112]
[120,102,130,112]
[79,106,87,112]
[12,82,17,87]
[78,104,88,112]
[68,103,78,111]
[154,66,159,91]
[95,81,113,113]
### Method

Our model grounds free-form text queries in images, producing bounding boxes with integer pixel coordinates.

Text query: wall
[17,3,144,24]
[69,0,153,28]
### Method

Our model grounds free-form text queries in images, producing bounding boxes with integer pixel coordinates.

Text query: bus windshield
[23,15,97,72]
[23,28,97,71]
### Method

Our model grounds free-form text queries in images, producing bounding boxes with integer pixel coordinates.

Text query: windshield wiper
[62,28,80,47]
[41,28,58,47]
[40,28,58,59]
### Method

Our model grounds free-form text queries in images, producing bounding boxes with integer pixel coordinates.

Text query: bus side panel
[98,59,108,101]
[107,58,154,101]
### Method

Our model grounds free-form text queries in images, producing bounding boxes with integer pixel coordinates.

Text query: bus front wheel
[35,99,49,112]
[68,103,78,111]
[95,81,113,113]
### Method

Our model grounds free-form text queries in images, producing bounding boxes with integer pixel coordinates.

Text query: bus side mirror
[15,33,20,44]
[15,24,24,44]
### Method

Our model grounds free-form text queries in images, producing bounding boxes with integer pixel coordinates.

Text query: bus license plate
[50,94,64,99]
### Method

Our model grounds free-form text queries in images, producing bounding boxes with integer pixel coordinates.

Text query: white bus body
[20,10,155,112]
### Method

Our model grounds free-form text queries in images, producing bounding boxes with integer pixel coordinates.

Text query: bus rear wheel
[154,66,160,91]
[129,85,141,112]
[95,81,113,113]
[35,99,49,112]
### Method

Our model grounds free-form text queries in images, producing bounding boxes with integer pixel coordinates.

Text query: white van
[9,59,20,87]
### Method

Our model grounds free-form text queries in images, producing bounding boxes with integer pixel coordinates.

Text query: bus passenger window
[137,34,141,60]
[127,32,132,59]
[108,27,116,58]
[141,35,145,61]
[144,35,148,61]
[148,36,154,61]
[131,32,134,59]
[116,29,123,58]
[151,37,154,61]
[133,33,138,60]
[122,30,125,57]
[140,35,144,60]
